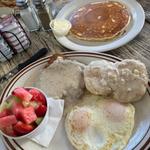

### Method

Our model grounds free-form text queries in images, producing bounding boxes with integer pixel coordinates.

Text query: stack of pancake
[69,1,131,41]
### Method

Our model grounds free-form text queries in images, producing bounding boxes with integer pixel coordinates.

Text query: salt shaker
[16,0,40,31]
[33,0,51,31]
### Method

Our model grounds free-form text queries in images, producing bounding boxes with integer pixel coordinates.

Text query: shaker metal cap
[16,0,28,7]
[32,0,45,5]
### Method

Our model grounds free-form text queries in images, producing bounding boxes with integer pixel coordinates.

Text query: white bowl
[0,87,49,140]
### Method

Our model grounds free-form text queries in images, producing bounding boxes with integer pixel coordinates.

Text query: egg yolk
[103,101,126,122]
[71,107,90,132]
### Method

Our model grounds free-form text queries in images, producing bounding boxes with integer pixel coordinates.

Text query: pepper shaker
[33,0,51,31]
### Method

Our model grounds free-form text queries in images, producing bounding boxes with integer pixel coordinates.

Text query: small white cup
[0,87,49,140]
[50,19,72,36]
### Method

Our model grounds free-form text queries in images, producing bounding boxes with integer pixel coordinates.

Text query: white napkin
[29,98,64,147]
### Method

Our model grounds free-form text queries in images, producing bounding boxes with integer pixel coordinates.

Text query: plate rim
[54,0,145,52]
[0,52,150,150]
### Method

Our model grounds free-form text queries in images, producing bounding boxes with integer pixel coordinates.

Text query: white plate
[54,0,145,52]
[0,52,150,150]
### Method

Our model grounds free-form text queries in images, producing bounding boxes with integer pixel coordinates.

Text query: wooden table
[0,0,150,94]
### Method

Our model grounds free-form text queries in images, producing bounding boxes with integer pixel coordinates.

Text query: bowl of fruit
[0,87,48,139]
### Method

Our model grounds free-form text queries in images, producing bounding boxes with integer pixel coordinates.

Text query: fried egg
[65,98,135,150]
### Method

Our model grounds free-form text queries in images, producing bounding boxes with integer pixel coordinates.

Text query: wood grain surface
[0,0,150,93]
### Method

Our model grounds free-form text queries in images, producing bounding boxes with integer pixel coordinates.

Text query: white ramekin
[0,87,49,140]
[50,19,72,36]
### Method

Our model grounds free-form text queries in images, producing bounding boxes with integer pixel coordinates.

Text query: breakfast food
[4,57,147,149]
[84,59,148,103]
[35,59,85,100]
[69,1,130,41]
[113,59,149,102]
[0,87,47,137]
[84,60,119,96]
[65,98,135,150]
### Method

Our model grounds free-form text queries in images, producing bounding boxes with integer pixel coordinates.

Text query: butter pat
[50,19,72,36]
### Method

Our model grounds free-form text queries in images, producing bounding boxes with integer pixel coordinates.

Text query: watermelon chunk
[0,115,17,128]
[12,88,33,102]
[11,102,24,120]
[13,121,34,135]
[21,106,37,124]
[2,126,16,137]
[35,105,47,117]
[29,89,46,105]
[0,109,11,118]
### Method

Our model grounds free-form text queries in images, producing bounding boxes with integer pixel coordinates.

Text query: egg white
[65,98,135,150]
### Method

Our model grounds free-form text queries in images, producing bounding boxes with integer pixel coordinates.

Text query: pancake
[69,1,131,41]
